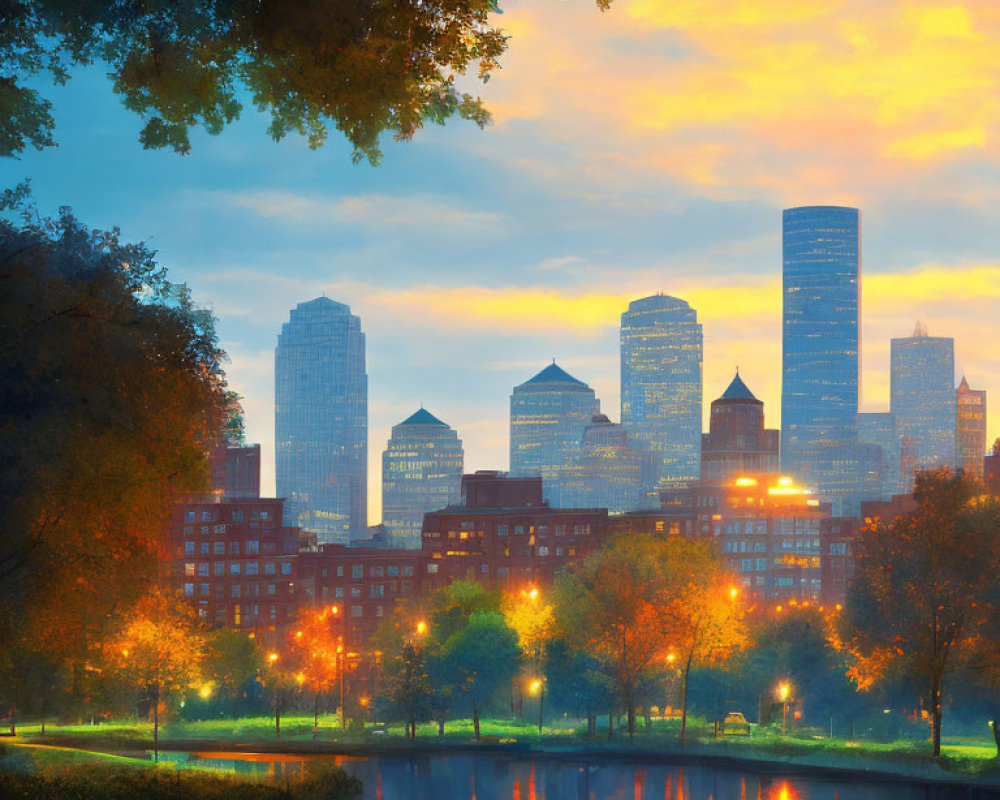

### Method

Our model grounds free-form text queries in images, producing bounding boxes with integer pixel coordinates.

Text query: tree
[106,590,206,762]
[543,638,612,740]
[554,535,744,741]
[383,640,433,739]
[1,0,508,163]
[286,605,343,735]
[440,610,520,740]
[0,189,230,675]
[429,580,500,644]
[553,535,671,740]
[840,470,1000,756]
[660,538,747,744]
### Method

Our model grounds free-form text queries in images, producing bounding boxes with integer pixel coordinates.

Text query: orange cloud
[482,0,1000,198]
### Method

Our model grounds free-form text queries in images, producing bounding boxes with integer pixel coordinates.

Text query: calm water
[160,750,990,800]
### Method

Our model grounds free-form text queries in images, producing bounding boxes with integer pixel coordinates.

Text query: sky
[4,0,1000,524]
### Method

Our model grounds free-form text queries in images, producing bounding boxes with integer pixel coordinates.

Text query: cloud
[475,0,1000,201]
[206,190,505,230]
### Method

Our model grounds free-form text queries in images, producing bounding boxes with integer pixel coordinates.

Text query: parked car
[722,711,753,736]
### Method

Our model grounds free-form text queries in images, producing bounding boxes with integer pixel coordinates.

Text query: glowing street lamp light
[778,682,791,735]
[529,678,545,736]
[415,619,428,637]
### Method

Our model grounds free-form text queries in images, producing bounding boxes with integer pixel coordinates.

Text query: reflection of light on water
[766,781,800,800]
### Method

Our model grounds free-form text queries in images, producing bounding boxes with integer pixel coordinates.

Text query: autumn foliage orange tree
[286,605,344,735]
[106,590,206,762]
[553,534,744,741]
[840,470,1000,756]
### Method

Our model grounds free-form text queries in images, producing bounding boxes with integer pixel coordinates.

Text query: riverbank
[8,717,1000,793]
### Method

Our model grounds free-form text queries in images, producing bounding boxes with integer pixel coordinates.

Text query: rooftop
[398,407,447,427]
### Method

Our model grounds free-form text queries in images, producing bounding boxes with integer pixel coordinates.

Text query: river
[160,750,993,799]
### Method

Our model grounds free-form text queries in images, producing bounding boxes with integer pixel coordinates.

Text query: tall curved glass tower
[275,297,368,544]
[620,295,703,500]
[780,206,860,515]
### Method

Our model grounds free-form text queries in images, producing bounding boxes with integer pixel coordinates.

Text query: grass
[10,714,1000,780]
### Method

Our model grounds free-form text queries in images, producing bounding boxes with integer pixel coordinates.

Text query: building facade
[381,408,464,549]
[780,206,861,516]
[857,412,904,502]
[164,496,306,631]
[701,372,779,481]
[559,414,650,513]
[890,323,955,471]
[985,439,1000,494]
[682,475,830,604]
[209,444,262,499]
[956,377,987,478]
[421,473,610,590]
[620,294,703,496]
[509,362,599,507]
[275,297,368,544]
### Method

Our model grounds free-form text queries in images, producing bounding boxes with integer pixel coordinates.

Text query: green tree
[0,189,230,674]
[429,580,500,644]
[383,640,433,739]
[840,470,1000,756]
[440,610,520,740]
[1,0,509,163]
[543,638,612,740]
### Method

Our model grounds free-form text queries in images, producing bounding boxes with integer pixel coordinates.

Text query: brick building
[421,472,610,591]
[164,496,307,631]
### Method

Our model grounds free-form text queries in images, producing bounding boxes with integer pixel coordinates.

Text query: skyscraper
[620,295,703,496]
[890,323,955,470]
[509,362,599,506]
[382,408,463,548]
[858,412,903,501]
[700,372,779,482]
[559,414,650,512]
[275,297,367,544]
[780,206,861,515]
[956,376,987,478]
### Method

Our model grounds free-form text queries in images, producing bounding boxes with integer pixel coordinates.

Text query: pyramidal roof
[398,407,447,427]
[522,361,588,388]
[719,371,759,401]
[958,375,970,392]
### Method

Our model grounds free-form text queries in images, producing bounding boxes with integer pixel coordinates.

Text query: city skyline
[8,2,1000,522]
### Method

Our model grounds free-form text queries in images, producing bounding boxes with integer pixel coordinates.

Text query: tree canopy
[840,470,1000,756]
[1,0,511,163]
[0,187,231,660]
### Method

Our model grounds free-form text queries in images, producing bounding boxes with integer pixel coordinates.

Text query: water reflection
[163,751,980,800]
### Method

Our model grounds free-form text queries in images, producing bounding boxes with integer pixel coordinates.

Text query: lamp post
[529,678,545,736]
[778,681,791,736]
[331,605,348,731]
[267,651,280,740]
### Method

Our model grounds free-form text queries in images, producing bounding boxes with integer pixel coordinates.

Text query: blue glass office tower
[275,297,368,545]
[621,295,703,498]
[780,206,861,516]
[382,408,463,549]
[510,362,599,506]
[858,411,903,501]
[890,323,955,470]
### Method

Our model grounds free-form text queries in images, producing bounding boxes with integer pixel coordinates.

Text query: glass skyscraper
[509,362,599,506]
[956,377,987,478]
[559,414,650,512]
[620,294,703,497]
[858,411,903,501]
[275,297,367,544]
[890,323,955,470]
[780,206,861,516]
[381,408,463,549]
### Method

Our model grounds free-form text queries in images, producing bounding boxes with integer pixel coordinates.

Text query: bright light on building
[777,476,794,487]
[735,477,758,487]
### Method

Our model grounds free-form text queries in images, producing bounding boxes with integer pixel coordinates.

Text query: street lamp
[529,677,545,736]
[267,652,281,740]
[778,681,791,736]
[330,605,349,731]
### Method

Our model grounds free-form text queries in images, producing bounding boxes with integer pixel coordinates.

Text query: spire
[719,371,758,401]
[398,408,446,426]
[958,375,970,392]
[913,320,928,338]
[521,362,588,387]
